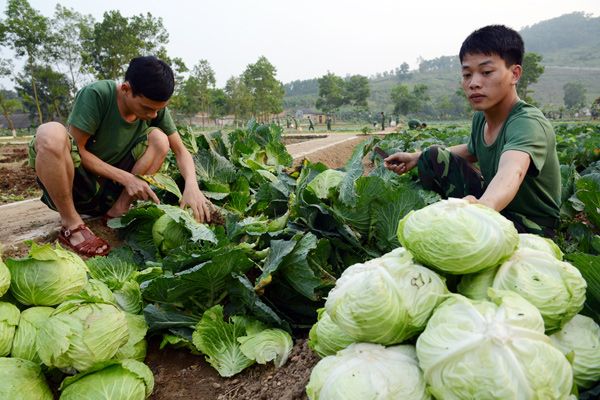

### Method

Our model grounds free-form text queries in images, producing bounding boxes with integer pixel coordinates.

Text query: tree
[517,52,545,103]
[0,90,22,137]
[390,83,429,116]
[563,82,587,109]
[81,10,170,80]
[344,75,370,109]
[591,97,600,119]
[208,88,228,123]
[1,0,52,124]
[224,76,253,126]
[316,72,345,114]
[191,60,216,126]
[48,4,95,92]
[242,56,284,121]
[16,64,72,123]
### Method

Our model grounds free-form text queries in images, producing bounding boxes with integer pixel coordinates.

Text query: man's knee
[34,122,70,154]
[147,129,170,158]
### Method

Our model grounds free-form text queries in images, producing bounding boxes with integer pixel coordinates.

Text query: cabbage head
[416,289,573,399]
[38,300,129,371]
[5,243,88,306]
[308,308,355,357]
[306,169,345,200]
[550,314,600,389]
[152,213,191,254]
[60,359,154,400]
[397,198,518,274]
[325,247,447,345]
[306,343,430,400]
[10,306,54,363]
[0,301,19,356]
[0,257,10,297]
[0,357,53,400]
[238,326,293,368]
[518,233,563,259]
[492,248,587,332]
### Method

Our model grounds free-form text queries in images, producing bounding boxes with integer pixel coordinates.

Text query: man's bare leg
[34,122,108,253]
[105,129,170,217]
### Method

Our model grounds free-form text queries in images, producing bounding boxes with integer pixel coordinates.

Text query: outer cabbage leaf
[10,306,54,363]
[397,198,518,274]
[0,257,9,297]
[308,308,355,357]
[0,301,19,356]
[0,357,53,400]
[238,327,293,368]
[416,290,573,400]
[306,343,430,400]
[550,314,600,389]
[191,305,254,377]
[518,233,564,259]
[114,313,148,362]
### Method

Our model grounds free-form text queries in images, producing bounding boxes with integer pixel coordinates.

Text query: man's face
[461,53,521,111]
[127,94,169,121]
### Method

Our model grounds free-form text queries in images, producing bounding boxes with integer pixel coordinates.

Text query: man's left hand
[180,185,212,223]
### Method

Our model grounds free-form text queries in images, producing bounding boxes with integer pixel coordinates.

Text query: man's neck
[483,92,520,130]
[116,85,137,123]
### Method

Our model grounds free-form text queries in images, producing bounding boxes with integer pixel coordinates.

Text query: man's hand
[180,184,212,223]
[123,173,160,203]
[384,151,421,175]
[463,195,495,209]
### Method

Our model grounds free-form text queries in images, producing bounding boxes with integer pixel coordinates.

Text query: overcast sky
[3,0,600,86]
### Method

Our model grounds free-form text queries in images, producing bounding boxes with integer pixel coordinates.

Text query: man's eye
[482,71,492,75]
[462,73,471,79]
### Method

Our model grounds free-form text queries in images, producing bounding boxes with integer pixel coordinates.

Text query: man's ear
[511,64,523,86]
[120,81,132,94]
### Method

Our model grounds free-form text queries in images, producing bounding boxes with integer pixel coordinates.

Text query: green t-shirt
[67,80,177,165]
[467,101,561,225]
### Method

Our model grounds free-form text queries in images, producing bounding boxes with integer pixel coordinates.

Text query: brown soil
[1,135,371,400]
[0,144,40,204]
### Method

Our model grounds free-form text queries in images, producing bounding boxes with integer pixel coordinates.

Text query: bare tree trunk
[29,59,44,125]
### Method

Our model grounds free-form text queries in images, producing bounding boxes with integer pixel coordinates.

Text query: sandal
[58,224,111,257]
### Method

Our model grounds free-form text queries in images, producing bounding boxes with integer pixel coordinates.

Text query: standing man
[326,115,332,131]
[29,56,212,256]
[308,116,315,131]
[380,111,385,130]
[384,25,561,236]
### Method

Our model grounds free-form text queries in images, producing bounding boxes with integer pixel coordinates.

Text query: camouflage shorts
[28,131,150,217]
[417,146,556,237]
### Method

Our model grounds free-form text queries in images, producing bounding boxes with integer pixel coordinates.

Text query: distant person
[385,25,561,237]
[326,115,332,131]
[380,111,385,130]
[29,56,213,257]
[308,116,315,131]
[292,116,298,129]
[286,117,291,128]
[408,119,422,129]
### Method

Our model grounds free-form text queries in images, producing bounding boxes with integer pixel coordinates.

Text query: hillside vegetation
[284,12,600,114]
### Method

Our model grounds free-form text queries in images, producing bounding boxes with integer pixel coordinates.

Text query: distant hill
[284,12,600,114]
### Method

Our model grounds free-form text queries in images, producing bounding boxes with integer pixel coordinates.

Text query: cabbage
[0,257,10,297]
[59,359,154,399]
[492,248,587,332]
[306,343,430,400]
[397,198,518,274]
[306,169,345,200]
[10,306,54,363]
[0,301,19,356]
[308,308,355,357]
[325,247,447,345]
[550,314,600,389]
[238,326,293,368]
[5,243,88,306]
[416,289,573,399]
[114,313,148,362]
[0,357,53,399]
[38,300,129,371]
[152,213,191,254]
[518,233,563,259]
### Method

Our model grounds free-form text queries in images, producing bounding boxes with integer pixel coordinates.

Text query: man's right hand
[384,151,421,175]
[123,173,160,203]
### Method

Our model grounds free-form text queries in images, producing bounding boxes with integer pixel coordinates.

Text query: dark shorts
[29,131,150,217]
[417,146,558,237]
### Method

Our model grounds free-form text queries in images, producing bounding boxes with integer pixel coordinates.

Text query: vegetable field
[1,121,600,399]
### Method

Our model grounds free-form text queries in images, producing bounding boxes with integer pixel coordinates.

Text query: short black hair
[459,25,524,66]
[124,56,175,101]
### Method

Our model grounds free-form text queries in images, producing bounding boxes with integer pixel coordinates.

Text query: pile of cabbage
[306,198,599,400]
